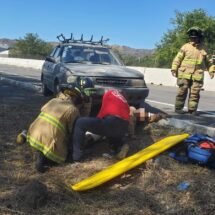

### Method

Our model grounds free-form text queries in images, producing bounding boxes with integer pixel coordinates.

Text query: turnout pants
[175,78,203,112]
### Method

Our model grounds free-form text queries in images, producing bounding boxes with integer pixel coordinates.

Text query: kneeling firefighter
[16,77,94,173]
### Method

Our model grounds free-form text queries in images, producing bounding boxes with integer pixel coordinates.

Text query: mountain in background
[0,38,17,49]
[0,38,154,57]
[112,45,154,57]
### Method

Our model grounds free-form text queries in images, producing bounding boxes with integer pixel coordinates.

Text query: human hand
[171,70,177,77]
[83,88,97,96]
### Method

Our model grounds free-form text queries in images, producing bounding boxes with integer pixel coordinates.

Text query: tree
[155,9,215,68]
[9,33,53,59]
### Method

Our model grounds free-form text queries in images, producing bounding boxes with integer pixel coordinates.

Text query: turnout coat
[27,93,80,163]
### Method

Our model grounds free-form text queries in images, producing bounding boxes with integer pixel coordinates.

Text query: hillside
[0,38,17,49]
[0,38,154,57]
[112,45,154,57]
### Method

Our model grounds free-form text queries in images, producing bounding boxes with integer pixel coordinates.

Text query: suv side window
[62,46,74,63]
[50,47,57,57]
[53,47,61,58]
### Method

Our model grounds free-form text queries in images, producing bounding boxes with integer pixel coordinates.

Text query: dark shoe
[116,144,130,160]
[35,151,47,173]
[175,109,186,114]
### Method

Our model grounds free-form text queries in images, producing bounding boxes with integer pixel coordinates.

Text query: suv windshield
[61,45,122,65]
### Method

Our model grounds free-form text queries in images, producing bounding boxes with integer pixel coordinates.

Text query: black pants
[72,116,129,161]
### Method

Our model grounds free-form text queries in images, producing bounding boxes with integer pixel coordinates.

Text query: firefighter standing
[171,27,215,115]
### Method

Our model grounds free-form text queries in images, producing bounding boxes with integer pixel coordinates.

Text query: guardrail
[0,57,44,70]
[0,57,214,91]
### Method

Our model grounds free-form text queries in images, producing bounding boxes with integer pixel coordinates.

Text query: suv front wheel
[41,79,53,96]
[54,80,61,96]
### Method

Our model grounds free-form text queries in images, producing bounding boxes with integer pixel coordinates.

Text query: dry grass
[0,89,215,215]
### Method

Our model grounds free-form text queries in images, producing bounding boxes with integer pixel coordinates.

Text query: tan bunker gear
[27,93,80,163]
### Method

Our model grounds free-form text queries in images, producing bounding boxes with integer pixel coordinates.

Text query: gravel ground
[0,83,215,215]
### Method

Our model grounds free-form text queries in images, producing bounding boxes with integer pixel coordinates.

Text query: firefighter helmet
[60,83,82,98]
[187,26,204,38]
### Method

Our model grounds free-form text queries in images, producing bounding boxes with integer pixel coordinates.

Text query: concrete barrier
[128,66,177,87]
[0,57,214,91]
[128,66,215,91]
[0,57,44,70]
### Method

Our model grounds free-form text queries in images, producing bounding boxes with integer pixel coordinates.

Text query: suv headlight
[130,79,146,87]
[67,75,77,83]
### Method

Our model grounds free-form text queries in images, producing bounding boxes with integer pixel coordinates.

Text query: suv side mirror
[45,56,56,63]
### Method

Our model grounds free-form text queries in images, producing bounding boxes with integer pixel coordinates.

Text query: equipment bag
[187,144,214,165]
[169,134,215,168]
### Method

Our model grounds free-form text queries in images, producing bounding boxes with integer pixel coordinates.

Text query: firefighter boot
[175,109,186,114]
[35,151,47,173]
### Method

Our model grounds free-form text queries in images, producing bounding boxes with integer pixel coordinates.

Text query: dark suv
[41,35,149,107]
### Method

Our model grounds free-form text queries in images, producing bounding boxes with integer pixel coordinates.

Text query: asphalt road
[147,84,215,115]
[0,64,215,119]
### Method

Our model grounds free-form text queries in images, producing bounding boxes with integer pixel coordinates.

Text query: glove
[209,65,215,79]
[209,73,214,79]
[83,88,97,97]
[16,130,27,144]
[171,70,177,77]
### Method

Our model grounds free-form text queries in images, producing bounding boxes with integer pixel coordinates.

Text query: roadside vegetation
[7,9,215,66]
[9,33,53,60]
[113,9,215,68]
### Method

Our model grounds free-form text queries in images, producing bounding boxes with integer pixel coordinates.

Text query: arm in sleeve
[171,45,185,71]
[204,54,215,78]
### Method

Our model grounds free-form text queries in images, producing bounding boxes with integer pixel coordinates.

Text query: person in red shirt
[71,89,130,161]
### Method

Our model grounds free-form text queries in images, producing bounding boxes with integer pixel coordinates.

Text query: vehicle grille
[95,78,127,86]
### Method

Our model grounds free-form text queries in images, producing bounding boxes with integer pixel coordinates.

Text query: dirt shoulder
[0,83,215,215]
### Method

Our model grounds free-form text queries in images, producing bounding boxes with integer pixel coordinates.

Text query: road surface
[1,64,215,118]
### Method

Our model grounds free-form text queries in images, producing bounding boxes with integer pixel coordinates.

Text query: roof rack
[56,33,109,46]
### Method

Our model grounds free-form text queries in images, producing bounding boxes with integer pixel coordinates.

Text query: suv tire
[42,81,53,96]
[54,80,60,96]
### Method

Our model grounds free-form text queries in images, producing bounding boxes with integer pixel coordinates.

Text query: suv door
[45,46,62,92]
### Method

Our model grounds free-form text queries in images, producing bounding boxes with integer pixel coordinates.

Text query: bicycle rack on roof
[56,33,109,46]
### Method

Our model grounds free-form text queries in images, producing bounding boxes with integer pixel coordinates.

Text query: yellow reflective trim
[39,115,65,134]
[39,112,65,134]
[192,75,203,81]
[178,73,191,79]
[177,53,184,59]
[27,135,64,163]
[172,64,178,70]
[183,59,202,65]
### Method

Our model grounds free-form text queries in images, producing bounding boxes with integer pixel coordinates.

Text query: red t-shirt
[97,90,130,121]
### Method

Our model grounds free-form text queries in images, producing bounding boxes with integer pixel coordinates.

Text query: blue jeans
[72,116,129,161]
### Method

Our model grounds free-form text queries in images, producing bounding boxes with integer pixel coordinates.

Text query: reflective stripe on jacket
[171,42,212,81]
[27,93,80,163]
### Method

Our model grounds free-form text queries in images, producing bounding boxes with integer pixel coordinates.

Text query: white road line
[146,99,215,116]
[146,99,175,107]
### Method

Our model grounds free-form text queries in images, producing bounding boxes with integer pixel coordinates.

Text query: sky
[0,0,214,49]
